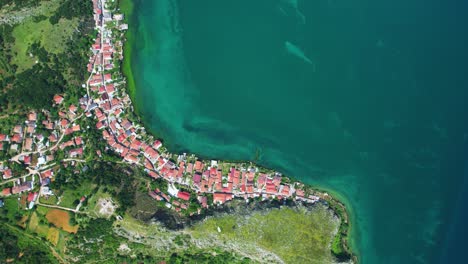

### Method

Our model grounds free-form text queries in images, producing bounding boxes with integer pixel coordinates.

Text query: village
[0,0,322,217]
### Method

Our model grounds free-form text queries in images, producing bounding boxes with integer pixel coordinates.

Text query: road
[36,202,85,214]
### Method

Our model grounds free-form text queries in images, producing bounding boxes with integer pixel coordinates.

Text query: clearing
[11,16,79,72]
[94,198,117,218]
[46,209,78,233]
[46,227,60,246]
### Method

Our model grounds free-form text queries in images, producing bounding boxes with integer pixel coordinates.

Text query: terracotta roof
[177,191,191,201]
[24,138,33,151]
[75,137,83,145]
[48,134,58,142]
[11,134,22,143]
[3,169,12,179]
[153,140,162,149]
[23,155,31,164]
[12,181,33,194]
[213,193,233,204]
[2,188,11,196]
[69,105,78,113]
[124,154,138,163]
[27,192,37,202]
[104,73,112,81]
[41,169,53,178]
[69,148,83,157]
[53,95,64,104]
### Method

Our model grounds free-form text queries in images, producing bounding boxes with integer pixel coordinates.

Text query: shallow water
[127,0,468,263]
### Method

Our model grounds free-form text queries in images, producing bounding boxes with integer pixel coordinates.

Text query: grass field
[58,181,96,209]
[39,195,58,205]
[28,212,49,238]
[1,197,20,222]
[55,230,68,253]
[7,0,79,73]
[190,205,339,264]
[28,212,40,231]
[36,205,50,215]
[17,214,29,228]
[11,17,79,72]
[46,209,78,233]
[46,227,60,246]
[36,223,50,237]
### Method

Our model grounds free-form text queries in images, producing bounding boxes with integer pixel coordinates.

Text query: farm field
[46,209,78,233]
[46,227,60,246]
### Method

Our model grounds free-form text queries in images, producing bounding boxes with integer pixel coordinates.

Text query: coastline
[120,0,137,107]
[118,0,358,262]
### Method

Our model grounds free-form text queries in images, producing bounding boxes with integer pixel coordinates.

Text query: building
[177,191,191,201]
[12,181,33,194]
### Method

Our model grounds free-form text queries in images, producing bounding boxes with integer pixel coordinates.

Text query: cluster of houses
[0,0,321,215]
[0,97,87,204]
[85,0,320,214]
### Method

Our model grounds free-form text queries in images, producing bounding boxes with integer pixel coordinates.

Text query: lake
[126,0,468,263]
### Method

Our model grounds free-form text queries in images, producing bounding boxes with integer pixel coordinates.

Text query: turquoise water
[127,0,468,263]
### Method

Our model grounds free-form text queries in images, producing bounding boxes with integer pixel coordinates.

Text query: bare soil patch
[46,209,78,233]
[95,198,116,218]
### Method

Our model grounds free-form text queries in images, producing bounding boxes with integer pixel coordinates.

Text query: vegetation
[64,217,251,263]
[45,209,79,233]
[9,63,64,109]
[0,0,40,10]
[167,251,252,264]
[191,205,339,264]
[49,0,92,24]
[0,224,58,264]
[325,194,355,262]
[0,0,93,111]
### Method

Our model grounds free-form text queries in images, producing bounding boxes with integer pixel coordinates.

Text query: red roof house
[27,192,38,202]
[3,169,12,179]
[53,95,64,104]
[2,188,11,196]
[177,191,191,201]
